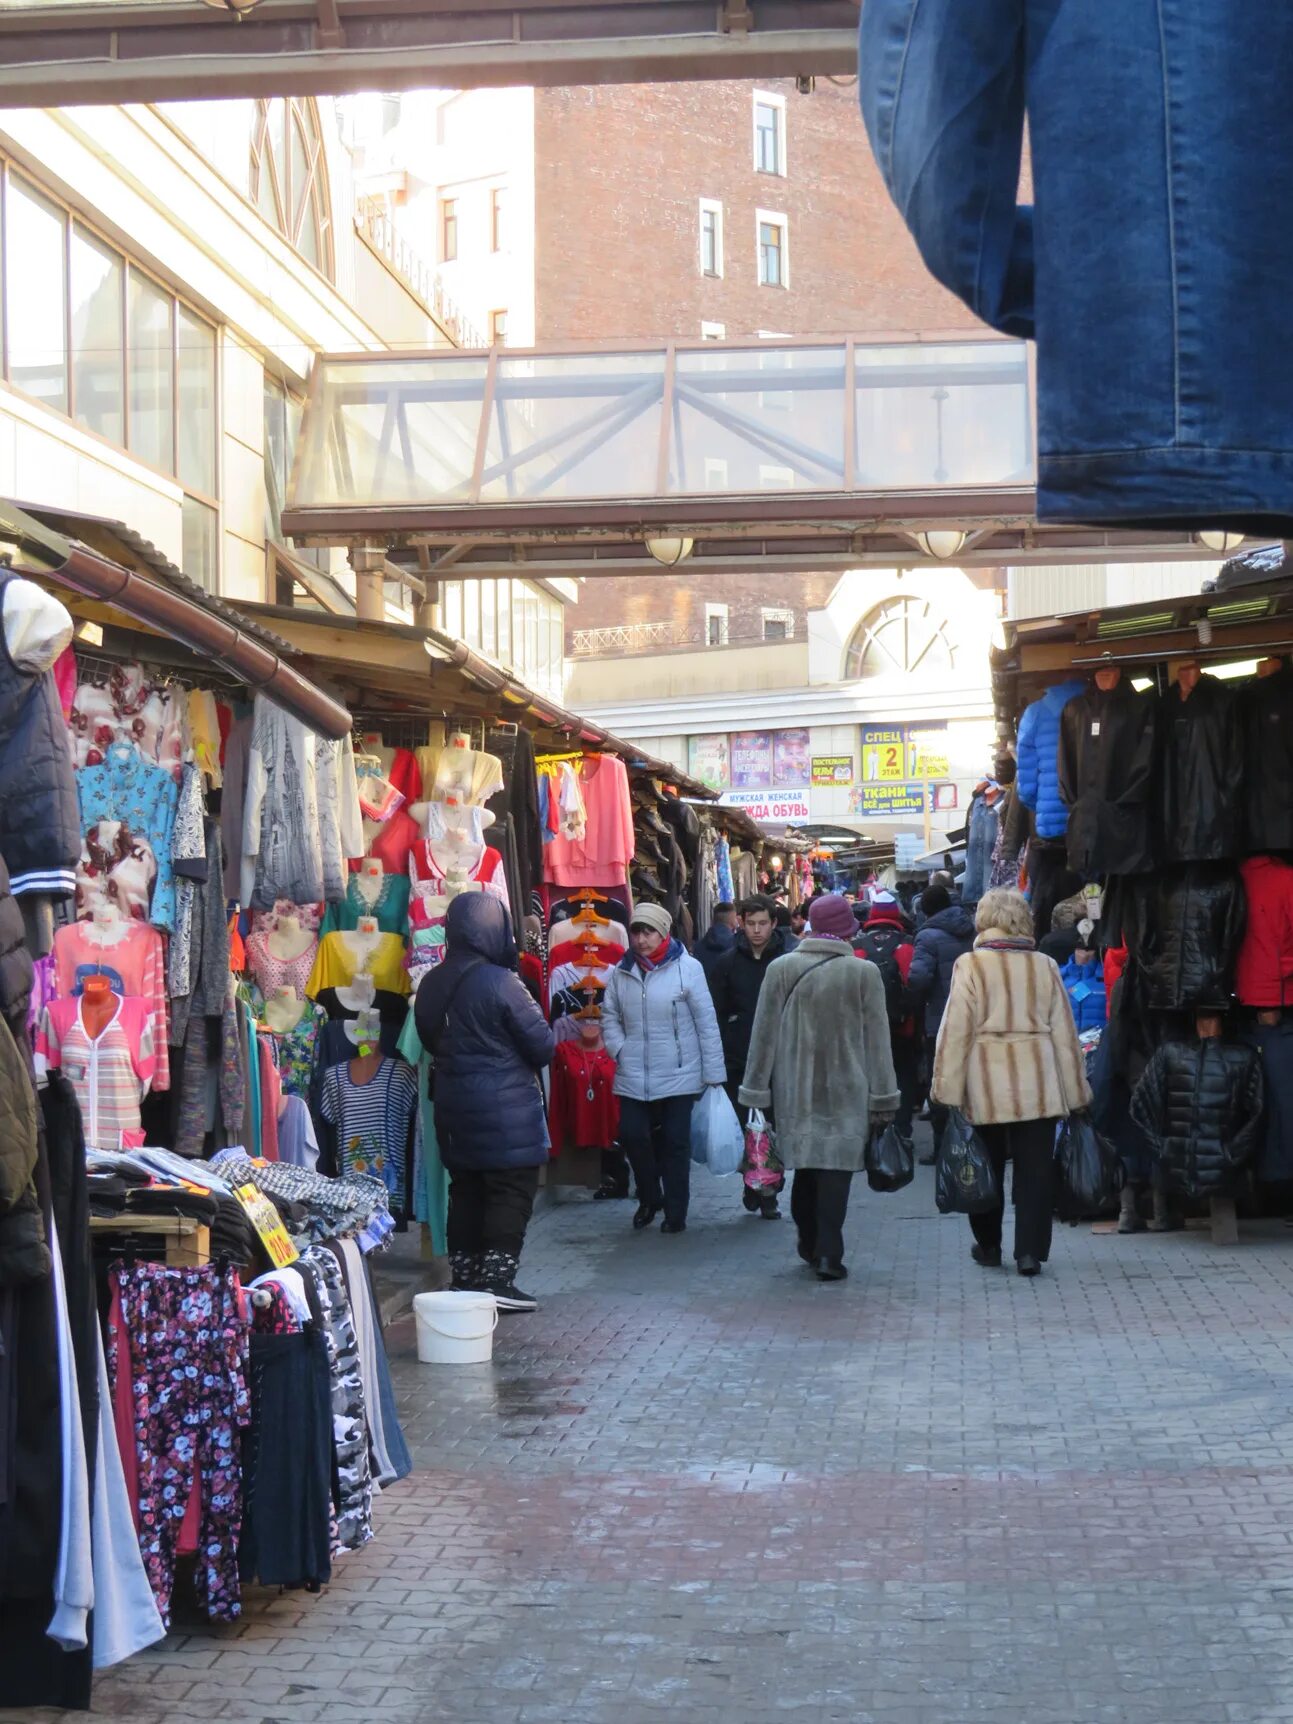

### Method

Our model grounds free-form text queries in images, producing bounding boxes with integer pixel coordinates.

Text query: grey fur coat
[738,937,900,1171]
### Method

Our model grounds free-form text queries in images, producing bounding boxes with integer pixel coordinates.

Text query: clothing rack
[74,649,247,701]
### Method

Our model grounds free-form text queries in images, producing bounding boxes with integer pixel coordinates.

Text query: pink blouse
[542,755,636,888]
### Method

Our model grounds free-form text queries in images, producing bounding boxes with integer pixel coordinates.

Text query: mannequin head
[577,1014,604,1049]
[1176,659,1202,697]
[1094,667,1122,693]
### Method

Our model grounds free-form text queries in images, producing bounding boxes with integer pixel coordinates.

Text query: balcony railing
[571,619,796,656]
[355,198,487,351]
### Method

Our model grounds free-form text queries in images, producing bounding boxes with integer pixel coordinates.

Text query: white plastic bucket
[413,1290,499,1365]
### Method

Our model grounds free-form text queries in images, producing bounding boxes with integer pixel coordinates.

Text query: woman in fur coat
[931,888,1092,1278]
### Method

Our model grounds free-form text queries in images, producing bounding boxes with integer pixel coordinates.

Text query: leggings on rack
[106,1262,250,1627]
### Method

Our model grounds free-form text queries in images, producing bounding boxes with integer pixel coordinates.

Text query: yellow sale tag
[233,1181,300,1269]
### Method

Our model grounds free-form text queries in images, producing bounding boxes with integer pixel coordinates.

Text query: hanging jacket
[1131,1039,1264,1199]
[1238,1018,1293,1183]
[1058,956,1107,1033]
[1241,664,1293,854]
[1015,682,1083,839]
[706,926,797,1082]
[961,788,1000,908]
[1126,864,1246,1013]
[413,894,554,1172]
[859,2,1293,535]
[907,904,976,1036]
[0,848,46,1286]
[1234,855,1293,1009]
[1057,682,1157,878]
[0,570,81,900]
[1158,675,1242,863]
[603,940,725,1103]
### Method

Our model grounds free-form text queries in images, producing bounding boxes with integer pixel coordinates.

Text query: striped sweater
[931,939,1092,1125]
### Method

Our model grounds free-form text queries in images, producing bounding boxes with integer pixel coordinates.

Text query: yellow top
[306,930,410,1000]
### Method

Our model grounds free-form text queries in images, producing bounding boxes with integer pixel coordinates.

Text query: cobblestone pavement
[33,1134,1293,1724]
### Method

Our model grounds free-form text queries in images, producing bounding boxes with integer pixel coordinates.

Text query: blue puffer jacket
[1016,682,1084,839]
[414,894,554,1172]
[907,905,976,1036]
[1059,956,1107,1034]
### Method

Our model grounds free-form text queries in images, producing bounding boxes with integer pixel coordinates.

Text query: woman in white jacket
[602,902,726,1234]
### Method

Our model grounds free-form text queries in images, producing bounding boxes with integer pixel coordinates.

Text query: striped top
[36,995,158,1149]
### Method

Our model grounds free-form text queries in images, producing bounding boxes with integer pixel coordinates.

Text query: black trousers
[892,1034,920,1139]
[619,1094,697,1224]
[447,1165,540,1259]
[925,1035,950,1151]
[239,1329,333,1589]
[790,1168,855,1266]
[968,1118,1058,1263]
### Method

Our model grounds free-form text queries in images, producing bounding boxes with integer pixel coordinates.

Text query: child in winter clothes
[1060,945,1108,1032]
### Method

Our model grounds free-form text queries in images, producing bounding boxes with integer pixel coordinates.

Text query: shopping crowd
[416,869,1094,1302]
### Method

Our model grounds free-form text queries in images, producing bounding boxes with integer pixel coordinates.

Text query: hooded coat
[602,939,725,1103]
[1158,674,1242,863]
[1235,854,1293,1008]
[738,937,899,1171]
[1125,863,1246,1013]
[706,925,797,1081]
[693,921,736,982]
[907,903,976,1036]
[1016,682,1084,839]
[1058,680,1158,877]
[1131,1039,1264,1199]
[1059,955,1107,1033]
[413,894,554,1173]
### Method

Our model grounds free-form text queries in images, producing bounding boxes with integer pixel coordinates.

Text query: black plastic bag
[865,1123,914,1193]
[935,1109,1000,1215]
[1055,1111,1123,1221]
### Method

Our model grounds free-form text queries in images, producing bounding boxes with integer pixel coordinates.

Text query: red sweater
[548,1041,620,1152]
[1236,855,1293,1007]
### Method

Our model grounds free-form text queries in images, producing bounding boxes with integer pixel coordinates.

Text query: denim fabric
[860,2,1293,531]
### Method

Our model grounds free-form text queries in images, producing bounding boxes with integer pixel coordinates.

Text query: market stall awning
[0,0,857,106]
[281,337,1221,574]
[0,499,353,738]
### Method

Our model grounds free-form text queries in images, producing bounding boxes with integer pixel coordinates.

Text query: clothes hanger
[570,905,611,927]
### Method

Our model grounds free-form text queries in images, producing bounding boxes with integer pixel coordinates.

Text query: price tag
[233,1181,299,1269]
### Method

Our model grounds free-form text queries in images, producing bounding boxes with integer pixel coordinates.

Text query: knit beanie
[629,902,673,940]
[808,895,857,941]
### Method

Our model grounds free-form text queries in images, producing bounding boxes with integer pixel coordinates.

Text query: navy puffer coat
[414,894,555,1173]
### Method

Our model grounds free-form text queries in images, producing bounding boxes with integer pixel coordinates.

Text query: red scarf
[635,939,675,973]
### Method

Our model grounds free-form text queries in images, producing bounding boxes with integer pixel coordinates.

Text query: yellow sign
[861,726,906,782]
[233,1181,300,1269]
[811,755,854,787]
[907,728,951,779]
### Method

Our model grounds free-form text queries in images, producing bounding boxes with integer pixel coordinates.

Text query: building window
[441,197,459,263]
[490,309,509,346]
[759,464,795,490]
[700,321,726,342]
[705,603,729,647]
[491,186,508,252]
[758,213,788,288]
[265,374,326,574]
[249,97,334,278]
[0,164,221,589]
[844,596,958,680]
[754,92,786,175]
[762,608,794,642]
[699,199,724,277]
[703,456,729,490]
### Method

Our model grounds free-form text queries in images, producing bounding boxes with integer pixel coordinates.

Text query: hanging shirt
[275,1094,320,1171]
[244,928,319,1000]
[541,755,636,889]
[76,742,180,931]
[75,821,157,926]
[307,930,411,1001]
[548,1041,619,1152]
[319,1057,418,1204]
[53,920,170,1092]
[69,667,184,778]
[259,1000,327,1100]
[320,869,412,938]
[36,996,157,1149]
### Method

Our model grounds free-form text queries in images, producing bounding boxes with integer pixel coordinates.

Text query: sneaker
[489,1282,538,1313]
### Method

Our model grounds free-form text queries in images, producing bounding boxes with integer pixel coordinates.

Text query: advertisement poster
[773,728,811,788]
[850,782,926,818]
[729,731,774,790]
[722,788,811,822]
[687,734,730,793]
[861,725,906,783]
[811,756,854,787]
[907,726,951,780]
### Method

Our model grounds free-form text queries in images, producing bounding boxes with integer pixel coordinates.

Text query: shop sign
[850,782,926,817]
[907,725,951,780]
[730,730,774,789]
[687,733,730,792]
[721,788,811,821]
[233,1181,300,1268]
[861,725,906,783]
[811,755,854,787]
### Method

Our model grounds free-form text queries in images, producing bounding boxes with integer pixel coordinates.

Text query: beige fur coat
[931,937,1093,1125]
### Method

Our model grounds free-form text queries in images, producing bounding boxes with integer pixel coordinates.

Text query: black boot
[481,1249,537,1312]
[450,1251,484,1290]
[742,1185,762,1213]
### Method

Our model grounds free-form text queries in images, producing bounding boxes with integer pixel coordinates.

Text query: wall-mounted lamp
[913,529,968,560]
[645,536,695,567]
[1195,530,1246,553]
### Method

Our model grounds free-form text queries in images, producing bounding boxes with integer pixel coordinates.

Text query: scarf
[635,938,680,974]
[974,930,1035,953]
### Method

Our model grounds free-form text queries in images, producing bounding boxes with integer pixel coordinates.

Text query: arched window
[250,97,334,278]
[844,596,957,680]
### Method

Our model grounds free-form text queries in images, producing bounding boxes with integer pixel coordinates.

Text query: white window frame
[761,606,794,642]
[758,463,795,491]
[756,209,789,289]
[753,89,788,176]
[705,602,730,647]
[700,320,726,341]
[703,456,730,490]
[698,198,724,279]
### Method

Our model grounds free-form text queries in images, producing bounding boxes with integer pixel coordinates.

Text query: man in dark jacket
[855,893,919,1147]
[415,893,555,1311]
[907,882,975,1162]
[694,902,737,980]
[707,894,795,1218]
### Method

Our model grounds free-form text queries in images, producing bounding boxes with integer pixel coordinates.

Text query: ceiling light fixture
[197,0,264,16]
[645,535,695,567]
[913,528,968,560]
[1195,530,1246,553]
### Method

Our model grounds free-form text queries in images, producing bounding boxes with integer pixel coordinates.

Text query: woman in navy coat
[415,893,554,1310]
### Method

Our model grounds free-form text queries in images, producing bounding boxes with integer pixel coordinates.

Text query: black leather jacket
[1058,680,1158,878]
[1242,662,1293,853]
[1130,1039,1263,1198]
[1158,674,1242,863]
[1125,863,1246,1012]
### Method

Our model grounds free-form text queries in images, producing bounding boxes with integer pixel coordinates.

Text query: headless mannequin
[423,810,486,879]
[339,916,383,972]
[267,914,315,963]
[81,972,117,1040]
[354,856,385,907]
[431,730,503,810]
[344,1007,384,1085]
[2,576,72,673]
[86,901,130,947]
[262,985,307,1034]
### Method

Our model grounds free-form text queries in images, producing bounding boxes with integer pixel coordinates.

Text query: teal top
[320,870,412,939]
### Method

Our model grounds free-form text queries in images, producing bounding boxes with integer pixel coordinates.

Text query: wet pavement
[45,1131,1293,1722]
